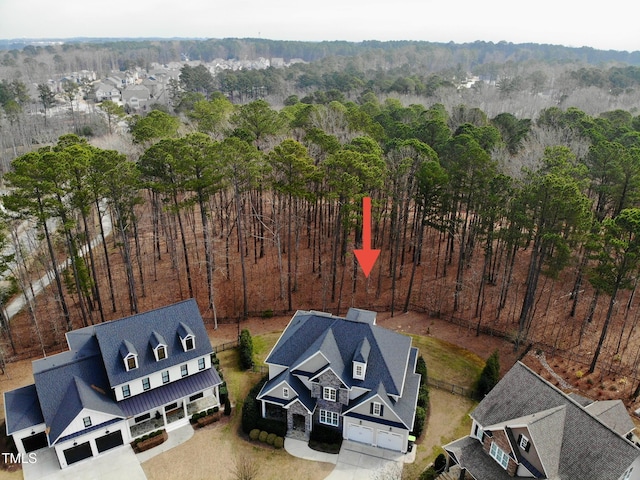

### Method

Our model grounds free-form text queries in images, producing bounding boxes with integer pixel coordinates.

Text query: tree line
[3,87,640,385]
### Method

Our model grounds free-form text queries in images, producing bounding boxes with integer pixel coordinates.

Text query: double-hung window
[181,364,188,377]
[489,442,510,470]
[323,387,337,402]
[319,409,339,426]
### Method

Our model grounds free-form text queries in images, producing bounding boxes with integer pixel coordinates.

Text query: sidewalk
[284,437,339,465]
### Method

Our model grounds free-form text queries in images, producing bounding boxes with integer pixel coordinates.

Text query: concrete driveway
[22,445,146,480]
[324,440,413,480]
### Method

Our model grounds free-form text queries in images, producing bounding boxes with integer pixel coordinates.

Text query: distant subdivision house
[4,299,221,468]
[444,361,640,480]
[257,308,421,453]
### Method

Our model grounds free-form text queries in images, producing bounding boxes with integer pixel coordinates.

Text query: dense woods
[3,39,640,392]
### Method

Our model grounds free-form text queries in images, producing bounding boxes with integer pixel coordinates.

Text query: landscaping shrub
[310,424,342,445]
[241,375,268,434]
[207,408,214,415]
[213,406,219,413]
[418,467,437,480]
[224,397,232,416]
[475,350,500,400]
[258,431,268,443]
[266,433,276,445]
[412,406,426,437]
[274,436,284,449]
[249,429,260,441]
[416,355,428,386]
[239,329,254,370]
[434,453,447,473]
[220,383,228,404]
[262,309,274,318]
[417,384,429,409]
[256,418,287,437]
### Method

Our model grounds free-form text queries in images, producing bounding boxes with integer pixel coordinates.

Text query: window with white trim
[184,336,195,351]
[181,364,188,377]
[126,355,138,371]
[83,416,92,428]
[622,467,633,480]
[162,370,170,384]
[319,409,339,426]
[372,402,382,416]
[198,357,206,371]
[122,384,131,398]
[142,377,150,391]
[323,387,337,402]
[283,387,289,399]
[156,345,167,361]
[518,434,530,451]
[353,363,365,380]
[489,442,509,470]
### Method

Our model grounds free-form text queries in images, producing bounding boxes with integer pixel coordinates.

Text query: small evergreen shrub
[274,436,284,449]
[259,431,268,443]
[224,397,231,416]
[239,329,254,370]
[266,433,277,445]
[249,429,260,441]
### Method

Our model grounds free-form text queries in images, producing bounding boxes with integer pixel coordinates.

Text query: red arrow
[354,196,380,278]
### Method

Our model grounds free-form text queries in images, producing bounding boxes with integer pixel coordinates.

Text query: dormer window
[518,434,531,452]
[126,355,138,371]
[178,322,195,352]
[353,362,366,380]
[156,345,167,360]
[120,340,138,371]
[352,338,370,380]
[150,331,168,361]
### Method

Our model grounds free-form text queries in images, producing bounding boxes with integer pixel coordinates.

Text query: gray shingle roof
[470,362,639,480]
[585,400,636,437]
[266,309,412,397]
[3,385,44,435]
[257,369,316,413]
[94,299,212,387]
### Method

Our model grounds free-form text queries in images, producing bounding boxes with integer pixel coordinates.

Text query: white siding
[57,408,120,441]
[113,355,210,401]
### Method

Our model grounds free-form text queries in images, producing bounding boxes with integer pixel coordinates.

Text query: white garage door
[347,424,373,445]
[377,430,403,451]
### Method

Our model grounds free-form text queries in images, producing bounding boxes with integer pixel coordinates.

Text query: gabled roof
[257,369,315,413]
[585,400,636,437]
[485,405,566,478]
[33,351,115,445]
[470,362,639,480]
[3,385,44,435]
[266,309,412,396]
[94,299,212,387]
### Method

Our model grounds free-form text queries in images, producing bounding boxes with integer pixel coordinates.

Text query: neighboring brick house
[444,362,640,480]
[4,300,221,469]
[257,308,421,453]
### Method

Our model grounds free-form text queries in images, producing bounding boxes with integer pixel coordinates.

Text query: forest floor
[3,197,640,431]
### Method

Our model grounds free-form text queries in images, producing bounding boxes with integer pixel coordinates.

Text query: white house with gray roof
[3,299,221,469]
[444,361,640,480]
[257,308,421,453]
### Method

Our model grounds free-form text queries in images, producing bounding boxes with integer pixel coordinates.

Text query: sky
[1,0,639,52]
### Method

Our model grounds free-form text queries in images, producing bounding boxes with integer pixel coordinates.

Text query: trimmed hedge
[258,431,268,443]
[266,433,276,445]
[249,429,260,441]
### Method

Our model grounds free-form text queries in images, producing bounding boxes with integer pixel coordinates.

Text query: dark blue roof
[33,352,117,444]
[3,385,44,435]
[93,299,212,387]
[266,309,412,396]
[117,368,221,416]
[258,369,316,413]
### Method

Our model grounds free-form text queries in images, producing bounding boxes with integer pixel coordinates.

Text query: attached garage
[63,441,93,465]
[21,432,48,453]
[347,424,373,445]
[377,430,403,451]
[95,430,124,453]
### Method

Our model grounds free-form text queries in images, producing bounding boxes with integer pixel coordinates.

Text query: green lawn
[410,335,485,387]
